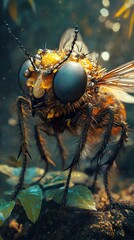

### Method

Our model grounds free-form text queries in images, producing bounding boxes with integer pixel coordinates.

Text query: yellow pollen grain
[41,52,61,66]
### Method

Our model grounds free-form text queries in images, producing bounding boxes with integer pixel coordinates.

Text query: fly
[5,22,134,210]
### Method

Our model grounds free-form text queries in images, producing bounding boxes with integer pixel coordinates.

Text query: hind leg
[102,122,129,206]
[54,133,67,170]
[90,108,115,191]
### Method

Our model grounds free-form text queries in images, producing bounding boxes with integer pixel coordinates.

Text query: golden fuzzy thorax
[25,49,106,120]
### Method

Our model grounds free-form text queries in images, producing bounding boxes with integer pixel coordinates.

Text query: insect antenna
[47,25,79,74]
[4,20,36,70]
[67,25,79,57]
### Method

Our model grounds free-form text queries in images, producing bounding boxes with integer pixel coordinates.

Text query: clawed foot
[17,144,32,160]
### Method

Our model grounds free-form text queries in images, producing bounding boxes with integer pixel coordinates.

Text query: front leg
[11,96,31,200]
[61,104,93,213]
[57,104,93,240]
[31,125,56,185]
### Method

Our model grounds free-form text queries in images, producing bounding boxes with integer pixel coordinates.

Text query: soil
[1,180,134,240]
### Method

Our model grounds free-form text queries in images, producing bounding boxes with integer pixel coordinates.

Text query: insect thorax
[24,49,105,121]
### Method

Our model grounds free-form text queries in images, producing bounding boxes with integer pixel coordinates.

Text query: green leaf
[45,185,96,211]
[18,185,43,223]
[0,165,44,185]
[0,201,15,225]
[43,171,70,188]
[71,171,90,185]
[44,171,67,183]
[43,171,89,188]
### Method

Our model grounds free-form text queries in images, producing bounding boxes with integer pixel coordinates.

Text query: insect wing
[99,60,134,103]
[59,28,82,50]
[59,28,89,54]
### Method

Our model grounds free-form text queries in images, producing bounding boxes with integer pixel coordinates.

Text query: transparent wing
[88,51,99,63]
[59,28,99,62]
[59,28,82,49]
[99,60,134,103]
[101,86,134,103]
[59,28,89,54]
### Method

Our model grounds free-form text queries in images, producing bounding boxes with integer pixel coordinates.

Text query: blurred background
[0,0,134,193]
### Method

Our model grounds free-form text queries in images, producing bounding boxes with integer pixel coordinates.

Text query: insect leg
[102,122,128,205]
[54,133,67,170]
[31,125,55,184]
[58,104,93,239]
[11,96,31,200]
[61,104,93,213]
[91,108,114,163]
[91,108,114,189]
[37,121,67,170]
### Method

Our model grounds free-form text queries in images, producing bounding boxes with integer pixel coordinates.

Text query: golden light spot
[105,20,113,29]
[100,8,109,17]
[101,51,110,61]
[102,0,110,8]
[112,22,120,32]
[99,15,106,22]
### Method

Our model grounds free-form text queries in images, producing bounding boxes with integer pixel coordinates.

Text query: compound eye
[53,62,87,104]
[18,59,32,95]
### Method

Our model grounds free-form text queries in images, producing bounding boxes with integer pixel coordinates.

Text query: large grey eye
[18,59,32,95]
[53,62,87,104]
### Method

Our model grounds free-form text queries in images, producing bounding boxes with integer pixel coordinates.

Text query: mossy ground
[1,179,134,240]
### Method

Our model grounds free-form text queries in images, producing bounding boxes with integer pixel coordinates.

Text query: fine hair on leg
[103,122,128,205]
[37,115,67,170]
[58,104,93,239]
[54,133,67,170]
[11,96,31,200]
[91,108,114,190]
[31,125,56,185]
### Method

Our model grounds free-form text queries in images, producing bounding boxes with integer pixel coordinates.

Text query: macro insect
[6,23,134,208]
